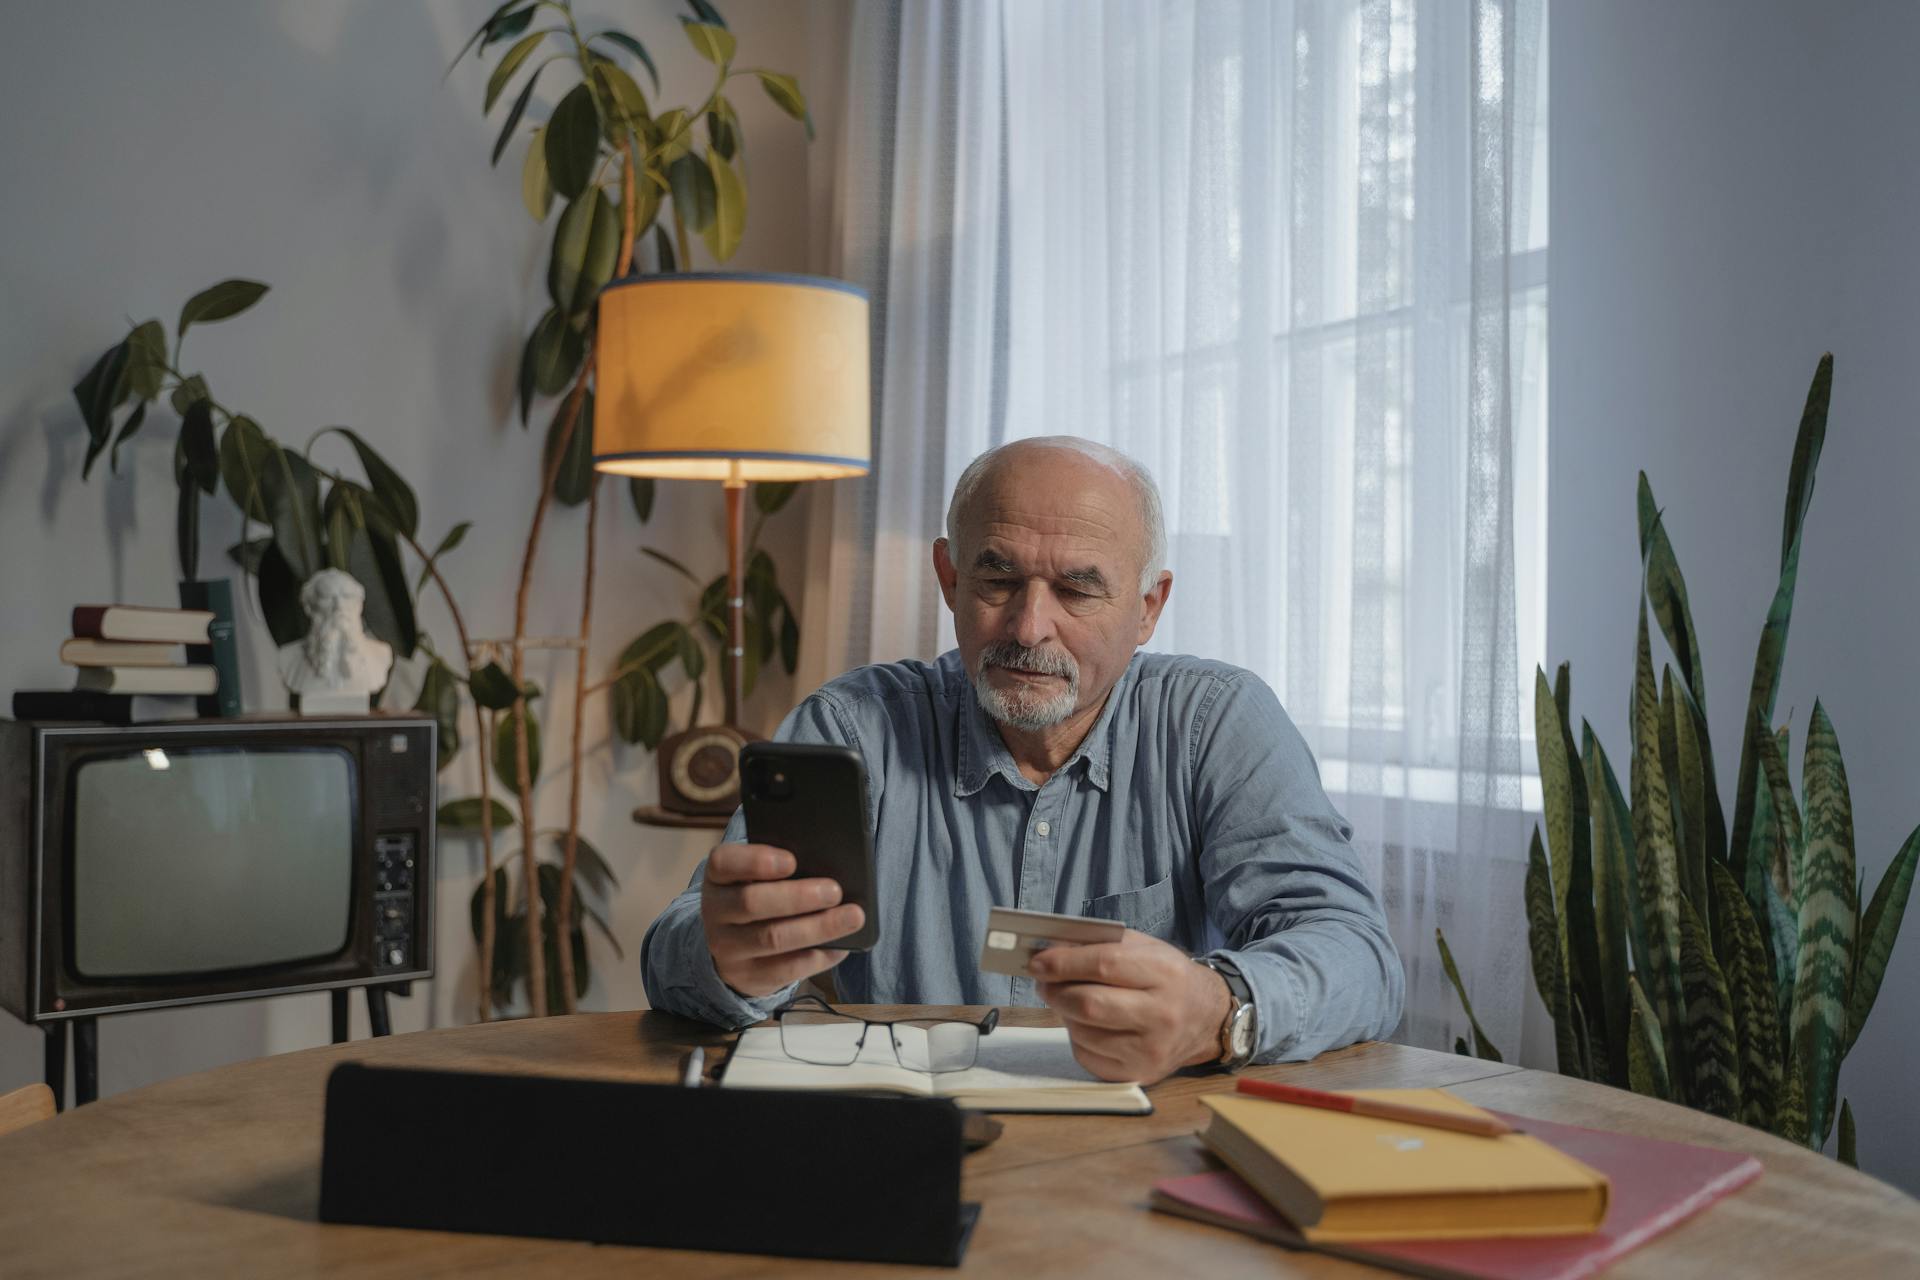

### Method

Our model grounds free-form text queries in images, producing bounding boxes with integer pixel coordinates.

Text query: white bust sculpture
[278,568,394,713]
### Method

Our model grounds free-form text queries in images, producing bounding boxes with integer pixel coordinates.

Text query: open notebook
[719,1024,1152,1114]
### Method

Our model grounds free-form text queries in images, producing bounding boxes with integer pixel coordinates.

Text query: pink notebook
[1151,1109,1762,1280]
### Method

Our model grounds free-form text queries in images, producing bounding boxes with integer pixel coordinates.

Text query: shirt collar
[952,654,1133,797]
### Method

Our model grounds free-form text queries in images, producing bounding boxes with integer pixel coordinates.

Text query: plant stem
[480,706,498,1019]
[555,473,600,1013]
[511,356,594,1018]
[393,525,501,1024]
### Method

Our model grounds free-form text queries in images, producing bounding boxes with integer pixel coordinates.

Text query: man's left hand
[1030,931,1232,1082]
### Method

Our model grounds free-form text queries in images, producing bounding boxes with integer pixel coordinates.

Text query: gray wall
[1553,1,1920,1190]
[0,1,830,1096]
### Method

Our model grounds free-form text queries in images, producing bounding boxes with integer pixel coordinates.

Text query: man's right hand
[701,842,866,998]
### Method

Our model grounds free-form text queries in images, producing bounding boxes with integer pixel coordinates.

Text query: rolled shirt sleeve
[1190,673,1406,1062]
[638,695,857,1028]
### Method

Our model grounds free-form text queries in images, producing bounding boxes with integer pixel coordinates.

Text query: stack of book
[12,605,236,724]
[1152,1084,1762,1280]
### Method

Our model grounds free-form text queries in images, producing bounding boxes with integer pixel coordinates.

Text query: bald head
[944,437,1166,592]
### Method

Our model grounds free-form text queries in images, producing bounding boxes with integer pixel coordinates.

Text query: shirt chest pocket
[1079,873,1174,934]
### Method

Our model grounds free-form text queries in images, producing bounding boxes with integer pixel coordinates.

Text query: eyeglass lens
[891,1020,981,1072]
[778,1010,982,1072]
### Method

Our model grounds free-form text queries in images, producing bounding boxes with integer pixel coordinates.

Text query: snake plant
[1440,354,1918,1167]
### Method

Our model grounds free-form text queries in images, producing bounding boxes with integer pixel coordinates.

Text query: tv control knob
[385,945,406,967]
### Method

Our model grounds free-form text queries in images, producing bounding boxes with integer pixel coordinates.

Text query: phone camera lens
[768,770,794,800]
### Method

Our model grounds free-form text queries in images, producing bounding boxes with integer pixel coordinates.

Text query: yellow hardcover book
[1198,1090,1610,1243]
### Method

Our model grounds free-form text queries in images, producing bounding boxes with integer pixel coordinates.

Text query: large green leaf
[467,660,529,710]
[667,151,716,233]
[522,122,553,221]
[483,29,548,113]
[544,84,602,200]
[173,462,199,581]
[543,388,595,506]
[1729,355,1831,889]
[1435,929,1503,1063]
[262,445,324,584]
[755,70,812,138]
[1753,709,1803,909]
[1775,1046,1809,1146]
[592,30,659,91]
[450,0,531,70]
[492,62,544,166]
[323,427,419,538]
[1846,824,1920,1055]
[612,667,669,748]
[177,279,268,339]
[1665,667,1710,910]
[548,188,620,316]
[170,372,210,416]
[1636,474,1705,707]
[1710,860,1781,1131]
[439,796,516,832]
[653,108,693,165]
[1631,602,1686,1078]
[1626,975,1671,1102]
[701,147,746,262]
[414,657,462,770]
[344,516,418,659]
[523,307,586,414]
[123,319,168,402]
[681,20,736,64]
[705,96,738,161]
[1588,725,1648,1002]
[178,400,219,494]
[1677,896,1740,1120]
[218,414,273,522]
[1525,828,1581,1078]
[496,705,541,790]
[629,476,656,523]
[74,341,130,479]
[1793,700,1856,1146]
[590,58,651,141]
[1548,694,1605,1081]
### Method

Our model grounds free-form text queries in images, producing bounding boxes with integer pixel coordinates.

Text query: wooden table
[2,1007,1915,1277]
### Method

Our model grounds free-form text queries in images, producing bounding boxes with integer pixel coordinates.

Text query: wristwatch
[1195,954,1257,1070]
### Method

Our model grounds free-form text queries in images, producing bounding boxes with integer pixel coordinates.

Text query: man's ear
[933,538,958,611]
[1135,570,1172,645]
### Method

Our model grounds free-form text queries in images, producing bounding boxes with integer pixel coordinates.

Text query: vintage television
[0,714,435,1024]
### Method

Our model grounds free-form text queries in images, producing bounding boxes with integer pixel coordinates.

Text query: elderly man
[642,437,1403,1081]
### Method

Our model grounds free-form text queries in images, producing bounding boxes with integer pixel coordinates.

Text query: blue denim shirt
[640,650,1405,1062]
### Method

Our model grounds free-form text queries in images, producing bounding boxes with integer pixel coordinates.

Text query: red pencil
[1234,1077,1514,1138]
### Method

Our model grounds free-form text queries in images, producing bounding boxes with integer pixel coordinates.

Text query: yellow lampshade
[592,272,871,481]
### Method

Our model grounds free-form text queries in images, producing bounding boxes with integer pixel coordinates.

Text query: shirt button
[1035,821,1051,837]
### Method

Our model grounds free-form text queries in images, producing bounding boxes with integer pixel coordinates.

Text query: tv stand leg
[43,1022,68,1113]
[331,988,351,1044]
[73,1016,99,1106]
[365,985,391,1038]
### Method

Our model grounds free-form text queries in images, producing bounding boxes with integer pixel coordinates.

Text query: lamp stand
[722,463,746,726]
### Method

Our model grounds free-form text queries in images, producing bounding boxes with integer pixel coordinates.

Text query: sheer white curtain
[801,0,1549,1057]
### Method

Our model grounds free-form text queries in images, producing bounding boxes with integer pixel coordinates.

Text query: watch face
[670,731,744,804]
[1229,1006,1256,1058]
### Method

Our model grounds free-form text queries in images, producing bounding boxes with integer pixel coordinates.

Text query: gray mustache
[979,641,1078,680]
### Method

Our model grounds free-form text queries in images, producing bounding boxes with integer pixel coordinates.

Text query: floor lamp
[593,271,870,826]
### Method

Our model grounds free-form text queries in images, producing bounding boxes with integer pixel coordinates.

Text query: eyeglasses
[773,995,1000,1073]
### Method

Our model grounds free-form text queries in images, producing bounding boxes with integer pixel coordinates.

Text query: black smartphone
[739,742,879,952]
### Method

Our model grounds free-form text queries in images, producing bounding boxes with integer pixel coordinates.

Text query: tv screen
[69,746,357,977]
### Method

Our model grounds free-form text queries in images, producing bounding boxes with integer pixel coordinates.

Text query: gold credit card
[979,906,1126,978]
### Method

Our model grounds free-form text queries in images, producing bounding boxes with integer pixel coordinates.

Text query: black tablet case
[319,1063,979,1266]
